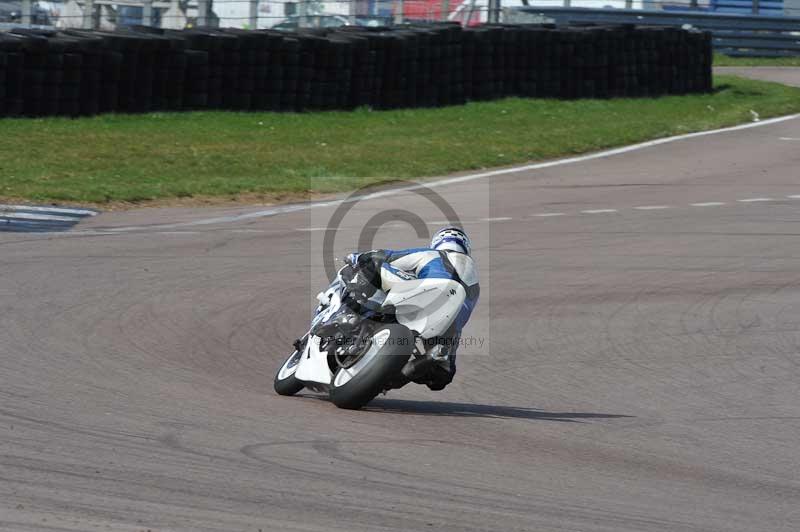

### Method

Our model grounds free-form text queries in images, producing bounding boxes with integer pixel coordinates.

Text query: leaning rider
[344,227,479,391]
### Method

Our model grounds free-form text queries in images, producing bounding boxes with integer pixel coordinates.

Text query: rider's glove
[345,252,360,267]
[348,270,378,303]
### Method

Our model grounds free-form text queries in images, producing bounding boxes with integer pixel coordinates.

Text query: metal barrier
[507,7,800,57]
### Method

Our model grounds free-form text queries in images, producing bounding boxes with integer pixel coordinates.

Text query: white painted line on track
[779,137,800,141]
[295,227,328,232]
[691,202,726,207]
[481,217,513,222]
[634,205,671,210]
[0,212,79,222]
[533,212,566,217]
[0,204,97,217]
[737,198,774,203]
[62,231,121,236]
[787,195,800,199]
[51,112,800,234]
[581,209,618,214]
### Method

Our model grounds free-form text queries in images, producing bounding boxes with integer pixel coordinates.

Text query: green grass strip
[2,75,799,205]
[714,53,800,67]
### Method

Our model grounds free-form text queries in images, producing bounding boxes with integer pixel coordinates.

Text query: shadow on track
[362,398,633,423]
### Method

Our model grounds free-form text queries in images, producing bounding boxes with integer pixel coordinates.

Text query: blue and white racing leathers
[349,247,480,388]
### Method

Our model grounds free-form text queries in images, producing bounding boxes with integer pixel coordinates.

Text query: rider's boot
[401,355,437,383]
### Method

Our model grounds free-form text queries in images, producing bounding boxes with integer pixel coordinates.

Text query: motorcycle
[273,264,466,409]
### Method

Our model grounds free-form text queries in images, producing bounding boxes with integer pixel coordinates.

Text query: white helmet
[431,226,471,255]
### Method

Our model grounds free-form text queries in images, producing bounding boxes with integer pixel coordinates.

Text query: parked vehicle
[272,14,351,30]
[0,0,50,24]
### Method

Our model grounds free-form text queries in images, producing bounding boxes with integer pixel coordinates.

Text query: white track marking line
[532,212,566,217]
[481,217,513,222]
[295,227,328,232]
[779,137,800,141]
[0,204,97,217]
[581,209,618,214]
[0,212,79,222]
[57,231,121,236]
[787,195,800,199]
[57,113,800,233]
[634,205,671,210]
[691,202,726,207]
[737,198,774,203]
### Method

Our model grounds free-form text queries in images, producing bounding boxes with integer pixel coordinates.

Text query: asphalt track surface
[2,68,800,532]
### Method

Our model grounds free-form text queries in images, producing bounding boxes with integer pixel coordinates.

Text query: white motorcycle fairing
[291,273,464,387]
[382,278,466,339]
[294,335,333,385]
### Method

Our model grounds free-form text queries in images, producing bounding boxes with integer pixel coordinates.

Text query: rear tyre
[273,350,305,396]
[329,324,414,410]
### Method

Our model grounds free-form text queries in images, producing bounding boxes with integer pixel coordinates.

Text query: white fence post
[83,0,95,29]
[394,0,404,24]
[488,0,500,22]
[197,0,209,26]
[143,0,154,26]
[298,0,308,27]
[249,0,258,28]
[21,0,32,24]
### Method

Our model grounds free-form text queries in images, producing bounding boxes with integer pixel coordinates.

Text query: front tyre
[274,350,305,396]
[329,324,414,410]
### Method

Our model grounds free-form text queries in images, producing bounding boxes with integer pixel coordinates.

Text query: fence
[5,0,800,33]
[507,6,800,57]
[2,0,502,31]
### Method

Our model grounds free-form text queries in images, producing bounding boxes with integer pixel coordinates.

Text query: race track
[2,69,800,532]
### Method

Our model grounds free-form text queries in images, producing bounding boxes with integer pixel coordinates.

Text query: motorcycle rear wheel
[329,323,414,410]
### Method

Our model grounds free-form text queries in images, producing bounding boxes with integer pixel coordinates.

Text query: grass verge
[714,53,800,67]
[2,75,800,205]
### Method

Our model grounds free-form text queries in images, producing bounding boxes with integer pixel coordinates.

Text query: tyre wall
[0,23,713,118]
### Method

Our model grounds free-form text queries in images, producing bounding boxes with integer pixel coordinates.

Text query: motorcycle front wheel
[329,323,414,410]
[273,350,305,396]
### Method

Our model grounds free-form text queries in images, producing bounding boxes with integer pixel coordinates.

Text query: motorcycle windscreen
[294,336,333,385]
[383,278,466,338]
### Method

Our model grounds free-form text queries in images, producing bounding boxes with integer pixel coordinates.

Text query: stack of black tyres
[0,33,27,116]
[263,31,285,111]
[126,27,188,111]
[178,30,222,109]
[184,47,210,110]
[219,29,260,110]
[281,36,299,111]
[0,49,5,116]
[334,30,371,109]
[296,32,320,111]
[215,30,242,110]
[8,31,50,117]
[336,27,388,109]
[0,23,713,119]
[65,31,145,113]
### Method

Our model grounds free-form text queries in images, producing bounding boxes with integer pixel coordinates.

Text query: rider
[344,227,479,391]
